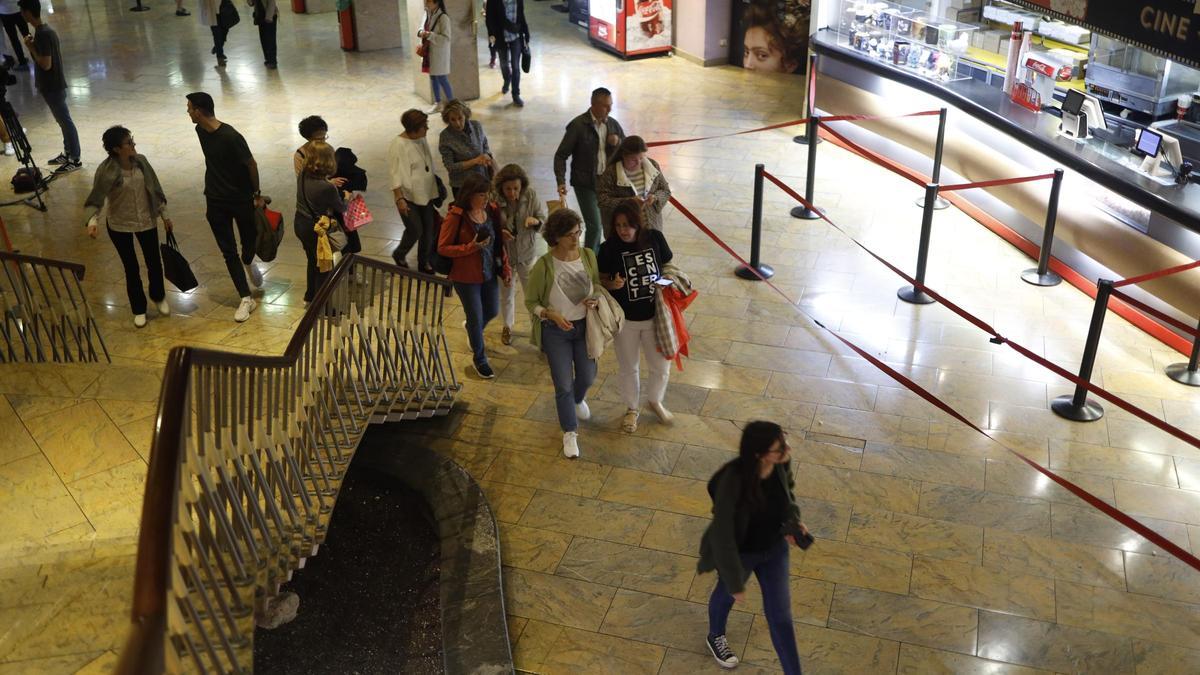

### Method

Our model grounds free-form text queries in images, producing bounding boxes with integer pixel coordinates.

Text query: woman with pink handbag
[294,116,368,263]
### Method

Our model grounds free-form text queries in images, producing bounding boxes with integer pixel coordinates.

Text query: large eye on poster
[731,0,812,74]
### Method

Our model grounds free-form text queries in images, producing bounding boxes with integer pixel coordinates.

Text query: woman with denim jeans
[438,172,511,380]
[524,208,600,459]
[697,421,808,673]
[418,0,452,113]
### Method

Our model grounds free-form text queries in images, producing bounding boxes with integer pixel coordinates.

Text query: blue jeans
[573,185,602,253]
[41,88,80,162]
[541,320,596,432]
[498,37,523,97]
[454,279,498,367]
[430,75,453,103]
[708,539,801,675]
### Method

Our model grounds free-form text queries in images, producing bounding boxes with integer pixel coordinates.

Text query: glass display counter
[833,0,978,83]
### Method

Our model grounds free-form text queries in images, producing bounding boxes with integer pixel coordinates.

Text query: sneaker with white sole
[53,159,82,174]
[234,297,257,322]
[133,313,147,328]
[472,361,495,379]
[156,299,170,316]
[47,152,68,165]
[575,400,591,421]
[706,634,739,669]
[562,431,580,459]
[243,262,263,289]
[2,142,13,155]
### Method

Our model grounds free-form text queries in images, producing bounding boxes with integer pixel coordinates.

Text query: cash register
[1059,89,1107,140]
[1134,127,1184,179]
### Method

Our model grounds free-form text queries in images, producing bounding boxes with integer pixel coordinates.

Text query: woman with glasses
[294,116,361,261]
[83,126,172,328]
[525,208,600,459]
[698,421,807,673]
[596,135,671,234]
[389,109,440,273]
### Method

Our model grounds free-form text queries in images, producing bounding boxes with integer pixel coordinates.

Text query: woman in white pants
[494,163,545,345]
[598,200,674,433]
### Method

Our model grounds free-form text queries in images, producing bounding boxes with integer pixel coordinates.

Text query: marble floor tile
[511,618,565,673]
[556,537,696,600]
[1056,580,1200,649]
[64,459,148,539]
[0,597,127,661]
[638,511,710,557]
[1123,550,1200,605]
[827,585,978,655]
[541,626,666,675]
[1176,458,1200,492]
[983,528,1126,590]
[741,617,903,674]
[977,611,1134,673]
[926,425,1051,465]
[669,444,736,481]
[794,497,855,541]
[872,386,990,427]
[1105,417,1200,461]
[474,480,534,524]
[791,461,922,515]
[722,342,831,377]
[0,454,89,546]
[1114,480,1200,526]
[0,365,99,399]
[988,402,1111,446]
[657,647,780,675]
[792,435,865,470]
[1050,501,1193,556]
[983,457,1116,507]
[502,567,616,631]
[599,588,753,656]
[0,652,108,675]
[686,572,834,628]
[483,449,612,499]
[791,539,913,595]
[766,372,877,411]
[21,399,141,483]
[861,443,986,490]
[811,405,929,449]
[919,484,1051,536]
[847,508,983,564]
[664,359,771,396]
[910,556,1055,621]
[0,397,40,467]
[597,468,712,518]
[896,643,1052,674]
[1131,639,1200,675]
[519,491,653,546]
[698,388,818,426]
[496,523,572,574]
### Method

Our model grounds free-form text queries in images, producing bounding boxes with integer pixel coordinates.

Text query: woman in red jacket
[438,172,512,379]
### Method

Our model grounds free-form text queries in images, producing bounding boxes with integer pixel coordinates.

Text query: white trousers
[614,318,670,410]
[500,262,532,329]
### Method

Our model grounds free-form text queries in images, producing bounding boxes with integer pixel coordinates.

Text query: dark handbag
[11,167,41,193]
[521,42,531,74]
[251,0,265,25]
[218,0,241,28]
[431,211,454,275]
[254,204,285,262]
[160,232,199,292]
[431,174,448,209]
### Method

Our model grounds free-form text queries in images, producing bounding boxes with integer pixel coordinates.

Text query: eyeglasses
[564,229,582,238]
[123,138,136,146]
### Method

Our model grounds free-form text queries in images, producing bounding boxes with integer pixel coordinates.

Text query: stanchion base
[1051,394,1104,422]
[915,196,950,210]
[1166,363,1200,387]
[793,134,823,146]
[735,263,775,281]
[897,286,936,305]
[1021,268,1063,287]
[790,205,821,220]
[129,3,151,9]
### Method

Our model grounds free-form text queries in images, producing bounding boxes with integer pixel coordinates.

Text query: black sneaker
[175,7,190,15]
[47,153,68,165]
[706,634,739,669]
[54,159,82,173]
[472,361,495,379]
[513,95,524,107]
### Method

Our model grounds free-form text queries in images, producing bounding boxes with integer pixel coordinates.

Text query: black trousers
[1,14,29,64]
[107,226,164,316]
[497,37,523,97]
[211,25,229,59]
[258,19,277,65]
[394,202,436,271]
[294,218,328,302]
[205,198,257,298]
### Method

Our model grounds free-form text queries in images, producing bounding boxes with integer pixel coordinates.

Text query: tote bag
[160,232,199,292]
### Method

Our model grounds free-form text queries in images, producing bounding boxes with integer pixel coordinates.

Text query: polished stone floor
[2,1,1200,673]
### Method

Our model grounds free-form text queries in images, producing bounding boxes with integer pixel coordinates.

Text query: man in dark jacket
[553,87,624,252]
[485,0,528,107]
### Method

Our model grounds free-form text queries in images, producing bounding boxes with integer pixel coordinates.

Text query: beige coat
[585,290,624,360]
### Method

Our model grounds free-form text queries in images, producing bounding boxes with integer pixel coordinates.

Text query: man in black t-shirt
[19,0,79,172]
[186,92,265,323]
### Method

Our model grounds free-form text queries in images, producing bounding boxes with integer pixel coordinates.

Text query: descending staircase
[0,250,109,364]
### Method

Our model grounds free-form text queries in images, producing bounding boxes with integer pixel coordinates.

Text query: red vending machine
[589,0,672,58]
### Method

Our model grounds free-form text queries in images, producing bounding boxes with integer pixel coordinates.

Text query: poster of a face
[732,0,811,74]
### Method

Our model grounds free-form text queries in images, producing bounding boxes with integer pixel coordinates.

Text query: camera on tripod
[0,56,48,211]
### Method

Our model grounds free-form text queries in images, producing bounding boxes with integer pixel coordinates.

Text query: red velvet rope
[938,172,1057,192]
[643,110,942,150]
[1110,288,1199,339]
[1112,259,1200,288]
[816,121,928,186]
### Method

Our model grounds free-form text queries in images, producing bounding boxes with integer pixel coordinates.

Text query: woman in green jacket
[697,421,807,673]
[524,208,600,459]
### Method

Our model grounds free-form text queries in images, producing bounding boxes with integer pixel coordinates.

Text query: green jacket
[524,247,600,349]
[697,460,802,594]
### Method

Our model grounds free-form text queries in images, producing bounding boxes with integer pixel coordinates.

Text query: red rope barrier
[645,119,810,148]
[1112,259,1200,288]
[938,172,1057,192]
[670,189,1200,573]
[1110,288,1199,339]
[821,110,943,124]
[816,120,927,186]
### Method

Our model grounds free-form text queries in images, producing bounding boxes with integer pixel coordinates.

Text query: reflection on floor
[2,1,1200,673]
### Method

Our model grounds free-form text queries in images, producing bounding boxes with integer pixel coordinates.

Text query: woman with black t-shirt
[598,200,673,433]
[697,421,807,673]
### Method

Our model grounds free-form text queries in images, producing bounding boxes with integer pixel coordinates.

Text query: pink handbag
[343,193,373,231]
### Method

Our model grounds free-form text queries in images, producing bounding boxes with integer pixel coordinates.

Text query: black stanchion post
[130,0,151,11]
[897,183,939,305]
[1051,279,1112,421]
[915,108,949,210]
[737,164,775,281]
[1022,168,1065,287]
[1165,318,1200,387]
[791,115,822,220]
[795,53,822,146]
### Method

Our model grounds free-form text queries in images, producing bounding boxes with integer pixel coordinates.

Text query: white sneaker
[133,313,147,328]
[575,400,591,421]
[2,142,12,155]
[244,262,263,290]
[562,431,580,459]
[234,297,257,322]
[156,299,170,316]
[648,401,674,425]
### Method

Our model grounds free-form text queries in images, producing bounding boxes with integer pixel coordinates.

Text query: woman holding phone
[438,172,511,380]
[596,135,671,234]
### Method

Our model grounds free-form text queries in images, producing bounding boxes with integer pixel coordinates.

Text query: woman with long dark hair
[698,420,807,673]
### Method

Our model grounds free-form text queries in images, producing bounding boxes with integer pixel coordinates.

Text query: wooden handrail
[116,254,452,673]
[0,249,86,280]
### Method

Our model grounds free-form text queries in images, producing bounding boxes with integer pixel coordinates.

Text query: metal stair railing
[0,250,109,363]
[115,255,459,674]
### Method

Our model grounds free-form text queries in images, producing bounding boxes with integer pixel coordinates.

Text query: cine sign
[1087,0,1200,67]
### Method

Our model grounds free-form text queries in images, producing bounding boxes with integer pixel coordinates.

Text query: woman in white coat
[198,0,231,67]
[417,0,452,113]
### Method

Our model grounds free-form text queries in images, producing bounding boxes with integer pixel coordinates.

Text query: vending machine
[589,0,673,58]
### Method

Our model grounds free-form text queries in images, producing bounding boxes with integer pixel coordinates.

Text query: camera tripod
[0,99,49,212]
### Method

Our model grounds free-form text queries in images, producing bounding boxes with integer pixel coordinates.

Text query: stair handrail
[0,249,107,363]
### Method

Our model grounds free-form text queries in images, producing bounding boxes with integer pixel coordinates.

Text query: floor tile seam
[0,647,108,666]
